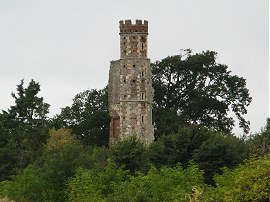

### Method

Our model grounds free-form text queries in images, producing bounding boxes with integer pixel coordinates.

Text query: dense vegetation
[0,50,269,201]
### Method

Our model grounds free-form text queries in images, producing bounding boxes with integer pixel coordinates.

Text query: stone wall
[108,19,154,146]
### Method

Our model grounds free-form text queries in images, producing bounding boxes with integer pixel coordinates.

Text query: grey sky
[0,0,268,135]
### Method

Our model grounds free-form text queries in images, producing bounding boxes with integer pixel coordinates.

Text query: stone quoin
[108,19,154,146]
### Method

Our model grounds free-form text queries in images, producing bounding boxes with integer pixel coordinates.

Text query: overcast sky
[0,0,268,135]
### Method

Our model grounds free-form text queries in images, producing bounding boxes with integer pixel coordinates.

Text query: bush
[111,136,148,174]
[205,154,270,201]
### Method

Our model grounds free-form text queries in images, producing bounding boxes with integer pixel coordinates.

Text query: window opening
[142,116,144,123]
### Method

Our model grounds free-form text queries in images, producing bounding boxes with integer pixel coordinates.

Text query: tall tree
[247,118,270,157]
[0,79,50,173]
[53,87,109,147]
[152,50,252,137]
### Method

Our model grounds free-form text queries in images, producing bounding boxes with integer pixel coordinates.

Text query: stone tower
[108,19,154,145]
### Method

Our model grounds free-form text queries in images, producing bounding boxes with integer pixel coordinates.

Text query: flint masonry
[108,19,154,145]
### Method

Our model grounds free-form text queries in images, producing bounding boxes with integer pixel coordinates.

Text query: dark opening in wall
[142,116,144,123]
[132,79,136,83]
[133,64,136,67]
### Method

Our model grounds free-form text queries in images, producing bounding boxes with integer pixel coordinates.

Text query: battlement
[119,19,148,33]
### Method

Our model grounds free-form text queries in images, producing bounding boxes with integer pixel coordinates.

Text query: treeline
[1,127,269,201]
[0,50,269,201]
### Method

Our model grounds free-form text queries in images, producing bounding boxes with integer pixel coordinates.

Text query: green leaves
[208,154,270,201]
[111,136,147,175]
[67,159,128,202]
[53,87,109,147]
[67,161,205,202]
[10,79,50,126]
[0,79,50,179]
[152,50,252,137]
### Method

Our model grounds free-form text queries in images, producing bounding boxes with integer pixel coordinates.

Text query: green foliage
[0,129,92,201]
[152,50,252,137]
[108,161,205,201]
[247,118,270,157]
[0,165,51,202]
[206,154,270,201]
[37,129,87,201]
[0,51,258,201]
[67,159,128,202]
[0,79,50,180]
[53,87,109,147]
[147,126,212,168]
[193,133,247,184]
[111,136,148,174]
[9,79,50,127]
[147,126,247,185]
[0,139,20,181]
[67,160,205,202]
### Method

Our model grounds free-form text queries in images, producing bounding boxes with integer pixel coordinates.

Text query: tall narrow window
[141,116,144,123]
[141,93,144,100]
[141,71,144,77]
[142,43,144,49]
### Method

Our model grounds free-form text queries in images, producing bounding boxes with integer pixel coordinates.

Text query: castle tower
[108,20,154,145]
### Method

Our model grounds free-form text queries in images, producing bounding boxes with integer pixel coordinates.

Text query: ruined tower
[108,19,154,145]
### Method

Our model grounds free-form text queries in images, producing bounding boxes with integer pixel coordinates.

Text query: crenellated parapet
[119,19,148,33]
[109,19,154,146]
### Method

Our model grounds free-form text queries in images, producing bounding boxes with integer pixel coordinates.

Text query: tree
[192,133,247,184]
[111,136,147,175]
[0,129,91,202]
[53,87,109,147]
[107,162,205,201]
[206,154,270,201]
[67,160,205,202]
[147,126,212,168]
[247,118,270,157]
[147,126,247,184]
[0,139,20,181]
[0,79,50,178]
[152,50,252,137]
[9,79,50,128]
[67,159,128,202]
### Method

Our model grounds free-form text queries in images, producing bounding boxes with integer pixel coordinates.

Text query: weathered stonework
[108,20,154,146]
